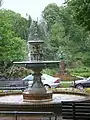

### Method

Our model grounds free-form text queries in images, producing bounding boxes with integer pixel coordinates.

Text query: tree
[66,0,90,31]
[42,3,90,66]
[0,9,31,40]
[42,3,60,30]
[0,9,27,73]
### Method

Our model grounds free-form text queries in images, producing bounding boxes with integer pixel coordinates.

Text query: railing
[61,101,90,120]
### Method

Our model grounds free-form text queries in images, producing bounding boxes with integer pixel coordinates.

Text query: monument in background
[53,51,75,80]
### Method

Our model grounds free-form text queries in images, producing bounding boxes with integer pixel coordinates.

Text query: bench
[0,111,57,120]
[61,101,90,120]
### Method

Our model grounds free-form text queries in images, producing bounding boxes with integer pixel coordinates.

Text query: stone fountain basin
[0,90,89,114]
[13,61,60,69]
[0,89,89,104]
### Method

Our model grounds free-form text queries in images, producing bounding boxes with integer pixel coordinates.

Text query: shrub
[42,68,58,75]
[8,66,32,78]
[69,67,90,77]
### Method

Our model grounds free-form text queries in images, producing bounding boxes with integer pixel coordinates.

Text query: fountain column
[26,40,46,94]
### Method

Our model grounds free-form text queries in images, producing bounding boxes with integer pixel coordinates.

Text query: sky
[1,0,64,20]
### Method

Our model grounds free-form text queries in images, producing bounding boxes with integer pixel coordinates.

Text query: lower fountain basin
[0,92,89,115]
[0,92,89,104]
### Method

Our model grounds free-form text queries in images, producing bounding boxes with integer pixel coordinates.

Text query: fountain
[14,21,60,102]
[0,20,89,116]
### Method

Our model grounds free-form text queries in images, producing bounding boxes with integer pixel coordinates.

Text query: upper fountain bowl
[14,61,60,69]
[28,40,44,44]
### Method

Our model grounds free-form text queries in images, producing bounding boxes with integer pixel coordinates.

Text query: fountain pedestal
[23,92,52,102]
[23,68,52,102]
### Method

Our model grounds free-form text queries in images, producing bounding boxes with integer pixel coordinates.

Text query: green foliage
[81,52,90,66]
[0,9,28,74]
[8,66,32,78]
[66,0,90,31]
[42,68,58,76]
[0,37,27,62]
[69,67,90,77]
[84,88,90,94]
[42,4,68,60]
[42,3,90,67]
[42,3,60,30]
[60,82,71,88]
[0,9,30,40]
